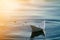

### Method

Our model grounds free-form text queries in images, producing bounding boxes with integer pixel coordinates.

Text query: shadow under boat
[30,25,45,37]
[30,25,46,40]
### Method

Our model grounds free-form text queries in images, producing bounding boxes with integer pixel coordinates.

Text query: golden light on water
[0,0,46,39]
[0,0,46,17]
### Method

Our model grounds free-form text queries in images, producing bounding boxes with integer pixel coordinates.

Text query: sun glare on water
[0,0,31,38]
[0,0,46,38]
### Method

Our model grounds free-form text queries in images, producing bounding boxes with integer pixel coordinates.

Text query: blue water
[32,19,60,40]
[34,1,60,40]
[29,0,60,40]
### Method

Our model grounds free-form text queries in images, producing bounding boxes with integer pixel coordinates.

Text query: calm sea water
[33,1,60,40]
[29,0,60,40]
[0,0,60,40]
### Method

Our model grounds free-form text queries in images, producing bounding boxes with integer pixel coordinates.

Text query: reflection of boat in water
[30,20,46,40]
[30,25,45,38]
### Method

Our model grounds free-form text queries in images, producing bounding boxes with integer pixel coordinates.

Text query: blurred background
[0,0,60,40]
